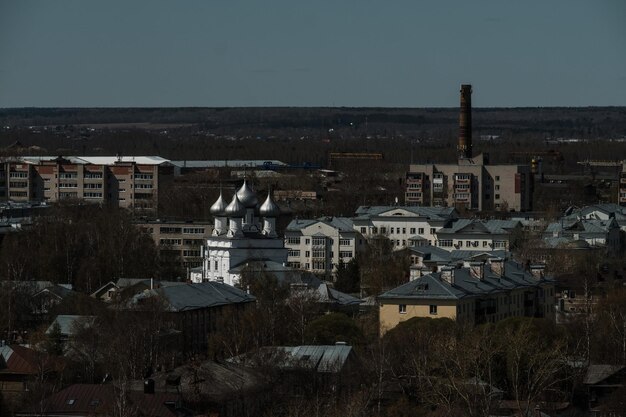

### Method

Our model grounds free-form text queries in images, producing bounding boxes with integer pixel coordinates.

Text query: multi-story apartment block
[378,257,555,334]
[352,206,458,250]
[0,156,175,211]
[284,217,366,275]
[405,85,532,212]
[405,154,533,212]
[135,220,213,270]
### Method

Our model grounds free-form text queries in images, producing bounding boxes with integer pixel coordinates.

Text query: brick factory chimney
[458,84,473,159]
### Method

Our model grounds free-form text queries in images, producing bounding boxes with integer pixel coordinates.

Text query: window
[287,237,301,245]
[418,227,424,234]
[495,185,500,190]
[160,227,182,234]
[402,228,406,234]
[288,249,301,257]
[360,227,366,233]
[160,238,181,246]
[84,192,103,198]
[495,176,500,181]
[410,228,416,234]
[483,241,488,247]
[214,260,218,270]
[495,194,500,200]
[399,304,407,314]
[134,173,153,180]
[312,250,325,258]
[339,239,351,246]
[439,239,453,247]
[339,251,353,258]
[85,183,102,189]
[380,227,386,234]
[183,227,205,234]
[66,399,76,405]
[135,183,153,189]
[372,227,378,234]
[429,305,438,315]
[183,250,201,257]
[390,228,394,234]
[85,173,103,179]
[396,228,400,234]
[312,261,325,270]
[305,239,310,244]
[430,228,436,234]
[305,251,310,257]
[458,241,463,247]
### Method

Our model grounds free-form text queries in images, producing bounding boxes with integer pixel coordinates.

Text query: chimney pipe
[458,84,473,159]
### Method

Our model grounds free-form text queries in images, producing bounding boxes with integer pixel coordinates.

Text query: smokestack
[458,84,473,159]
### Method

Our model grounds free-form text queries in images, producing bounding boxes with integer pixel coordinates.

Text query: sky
[1,1,625,108]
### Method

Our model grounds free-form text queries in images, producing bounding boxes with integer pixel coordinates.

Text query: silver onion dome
[236,180,258,208]
[259,192,280,217]
[209,191,227,216]
[224,194,246,217]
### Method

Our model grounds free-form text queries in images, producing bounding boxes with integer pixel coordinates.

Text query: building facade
[378,257,555,334]
[405,154,533,212]
[352,206,458,250]
[135,220,213,270]
[284,217,366,275]
[0,156,175,211]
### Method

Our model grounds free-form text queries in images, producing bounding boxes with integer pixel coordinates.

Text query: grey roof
[545,218,617,235]
[566,203,626,220]
[379,260,551,302]
[171,160,287,169]
[46,315,95,336]
[449,250,508,262]
[231,345,354,374]
[409,245,452,264]
[354,205,458,220]
[286,217,354,233]
[229,260,361,306]
[583,364,626,385]
[438,219,521,235]
[156,282,256,312]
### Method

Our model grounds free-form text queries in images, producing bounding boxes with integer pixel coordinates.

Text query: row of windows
[135,183,153,189]
[183,227,205,234]
[84,192,103,198]
[399,304,438,315]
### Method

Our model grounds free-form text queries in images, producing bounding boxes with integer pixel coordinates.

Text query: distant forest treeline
[1,107,625,170]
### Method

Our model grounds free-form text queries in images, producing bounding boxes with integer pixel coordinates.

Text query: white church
[190,180,288,286]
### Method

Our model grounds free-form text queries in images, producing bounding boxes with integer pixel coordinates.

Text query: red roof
[0,345,59,375]
[19,384,181,417]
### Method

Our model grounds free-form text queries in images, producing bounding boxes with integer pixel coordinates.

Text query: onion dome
[259,192,280,217]
[209,191,227,216]
[224,194,246,217]
[236,180,258,208]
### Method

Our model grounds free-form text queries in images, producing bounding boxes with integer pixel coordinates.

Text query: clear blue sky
[1,1,625,107]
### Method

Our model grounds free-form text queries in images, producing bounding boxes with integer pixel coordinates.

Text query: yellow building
[378,258,555,335]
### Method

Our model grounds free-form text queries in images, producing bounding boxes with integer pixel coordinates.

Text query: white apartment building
[284,217,366,276]
[351,206,458,250]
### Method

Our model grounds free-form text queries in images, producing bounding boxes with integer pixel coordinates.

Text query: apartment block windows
[418,228,424,234]
[287,237,301,245]
[410,228,416,234]
[312,237,325,246]
[288,250,301,257]
[439,239,453,247]
[429,305,438,315]
[339,251,353,258]
[312,250,325,258]
[399,304,407,314]
[339,239,351,246]
[134,173,153,180]
[305,251,310,257]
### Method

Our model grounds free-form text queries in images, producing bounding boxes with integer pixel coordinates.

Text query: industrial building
[405,85,533,212]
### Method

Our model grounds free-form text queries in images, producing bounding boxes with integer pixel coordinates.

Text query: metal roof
[46,315,95,336]
[156,282,256,312]
[583,364,626,385]
[18,384,181,417]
